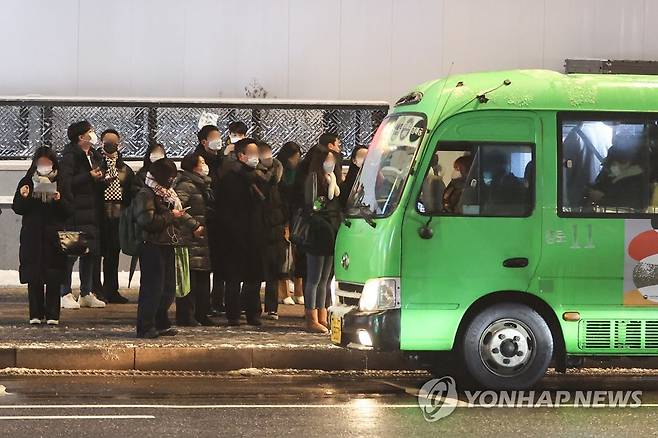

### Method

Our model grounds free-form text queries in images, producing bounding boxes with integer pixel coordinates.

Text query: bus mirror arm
[418,216,434,240]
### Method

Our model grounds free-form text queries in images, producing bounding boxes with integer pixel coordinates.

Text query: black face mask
[103,142,118,155]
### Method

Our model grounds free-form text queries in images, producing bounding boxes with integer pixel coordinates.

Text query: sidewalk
[0,288,413,372]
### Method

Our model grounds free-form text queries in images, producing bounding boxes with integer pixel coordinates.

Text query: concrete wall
[0,0,656,103]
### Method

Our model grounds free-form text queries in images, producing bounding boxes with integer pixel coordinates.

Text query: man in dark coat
[215,138,268,326]
[96,129,138,303]
[194,125,225,317]
[58,120,106,309]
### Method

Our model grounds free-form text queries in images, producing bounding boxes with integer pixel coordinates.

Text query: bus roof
[400,69,658,128]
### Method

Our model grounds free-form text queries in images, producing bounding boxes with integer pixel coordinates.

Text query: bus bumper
[328,306,400,351]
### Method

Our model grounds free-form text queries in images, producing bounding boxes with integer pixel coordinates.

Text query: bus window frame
[415,140,537,218]
[557,110,658,219]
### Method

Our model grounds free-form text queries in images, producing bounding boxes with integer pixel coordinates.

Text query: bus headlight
[359,278,401,312]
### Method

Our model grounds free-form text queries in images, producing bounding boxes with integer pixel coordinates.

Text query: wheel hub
[479,319,535,376]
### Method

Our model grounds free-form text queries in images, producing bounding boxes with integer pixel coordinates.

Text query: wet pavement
[0,288,329,349]
[1,369,658,437]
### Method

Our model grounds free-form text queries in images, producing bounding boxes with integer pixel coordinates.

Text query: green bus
[328,69,658,389]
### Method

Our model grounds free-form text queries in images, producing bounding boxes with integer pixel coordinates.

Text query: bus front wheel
[461,303,553,390]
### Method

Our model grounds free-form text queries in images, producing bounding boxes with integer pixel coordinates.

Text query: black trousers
[28,281,60,321]
[101,217,121,297]
[225,281,261,322]
[176,270,211,323]
[264,279,278,313]
[137,243,175,336]
[210,275,225,311]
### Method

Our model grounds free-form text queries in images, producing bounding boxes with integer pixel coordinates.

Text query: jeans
[137,243,175,336]
[60,254,97,297]
[28,282,60,321]
[225,281,261,322]
[304,254,333,310]
[176,270,211,324]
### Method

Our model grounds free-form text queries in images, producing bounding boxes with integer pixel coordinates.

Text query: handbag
[175,246,191,298]
[290,208,314,250]
[290,173,316,249]
[56,231,89,256]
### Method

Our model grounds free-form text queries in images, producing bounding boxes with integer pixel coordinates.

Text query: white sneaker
[79,294,106,308]
[46,320,59,326]
[281,297,295,305]
[293,296,305,305]
[61,293,80,309]
[29,318,41,325]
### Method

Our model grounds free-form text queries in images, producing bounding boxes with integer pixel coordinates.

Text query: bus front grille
[336,282,363,307]
[579,320,658,350]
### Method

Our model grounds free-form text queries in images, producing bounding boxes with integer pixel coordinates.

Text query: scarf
[32,169,58,203]
[145,172,182,210]
[325,171,340,201]
[103,151,123,202]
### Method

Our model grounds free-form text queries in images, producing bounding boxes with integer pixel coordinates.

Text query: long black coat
[12,173,73,284]
[59,143,103,255]
[174,170,212,271]
[255,160,288,279]
[215,160,268,282]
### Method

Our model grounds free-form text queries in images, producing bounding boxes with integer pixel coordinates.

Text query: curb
[0,346,415,372]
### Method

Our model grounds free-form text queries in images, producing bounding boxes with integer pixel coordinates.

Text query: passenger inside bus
[585,133,650,212]
[419,153,446,213]
[442,155,473,213]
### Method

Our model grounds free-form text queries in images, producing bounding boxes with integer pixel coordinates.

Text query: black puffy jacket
[174,170,211,271]
[12,173,73,284]
[59,143,103,255]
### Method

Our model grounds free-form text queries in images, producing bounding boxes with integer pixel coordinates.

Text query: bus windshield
[346,113,427,218]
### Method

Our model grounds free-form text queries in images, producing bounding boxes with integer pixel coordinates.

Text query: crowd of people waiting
[11,119,366,338]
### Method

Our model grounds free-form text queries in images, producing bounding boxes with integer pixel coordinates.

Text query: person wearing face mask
[275,141,305,306]
[291,133,342,307]
[215,138,269,326]
[136,143,167,185]
[133,158,192,338]
[13,147,73,325]
[221,121,248,157]
[195,125,225,318]
[254,141,287,320]
[302,150,342,333]
[442,155,472,213]
[173,153,218,327]
[96,129,138,304]
[59,120,106,310]
[339,145,368,208]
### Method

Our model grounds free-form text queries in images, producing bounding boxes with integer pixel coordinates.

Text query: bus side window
[560,117,654,215]
[418,143,534,217]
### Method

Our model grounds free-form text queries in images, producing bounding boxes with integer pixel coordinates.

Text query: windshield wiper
[349,203,377,228]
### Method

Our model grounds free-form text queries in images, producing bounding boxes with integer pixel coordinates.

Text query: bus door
[399,112,543,350]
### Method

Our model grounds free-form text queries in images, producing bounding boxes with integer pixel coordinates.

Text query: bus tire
[461,303,553,390]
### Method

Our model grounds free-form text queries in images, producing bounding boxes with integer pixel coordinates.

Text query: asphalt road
[1,370,658,437]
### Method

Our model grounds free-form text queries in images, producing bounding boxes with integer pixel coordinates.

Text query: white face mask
[247,156,260,168]
[150,153,165,163]
[199,164,210,176]
[37,165,52,175]
[355,158,364,168]
[323,162,335,174]
[230,135,242,144]
[87,131,98,145]
[208,139,222,151]
[451,169,462,180]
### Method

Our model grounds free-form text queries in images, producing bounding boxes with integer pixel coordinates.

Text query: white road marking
[0,415,155,420]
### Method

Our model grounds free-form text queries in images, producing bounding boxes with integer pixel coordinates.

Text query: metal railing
[0,97,389,159]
